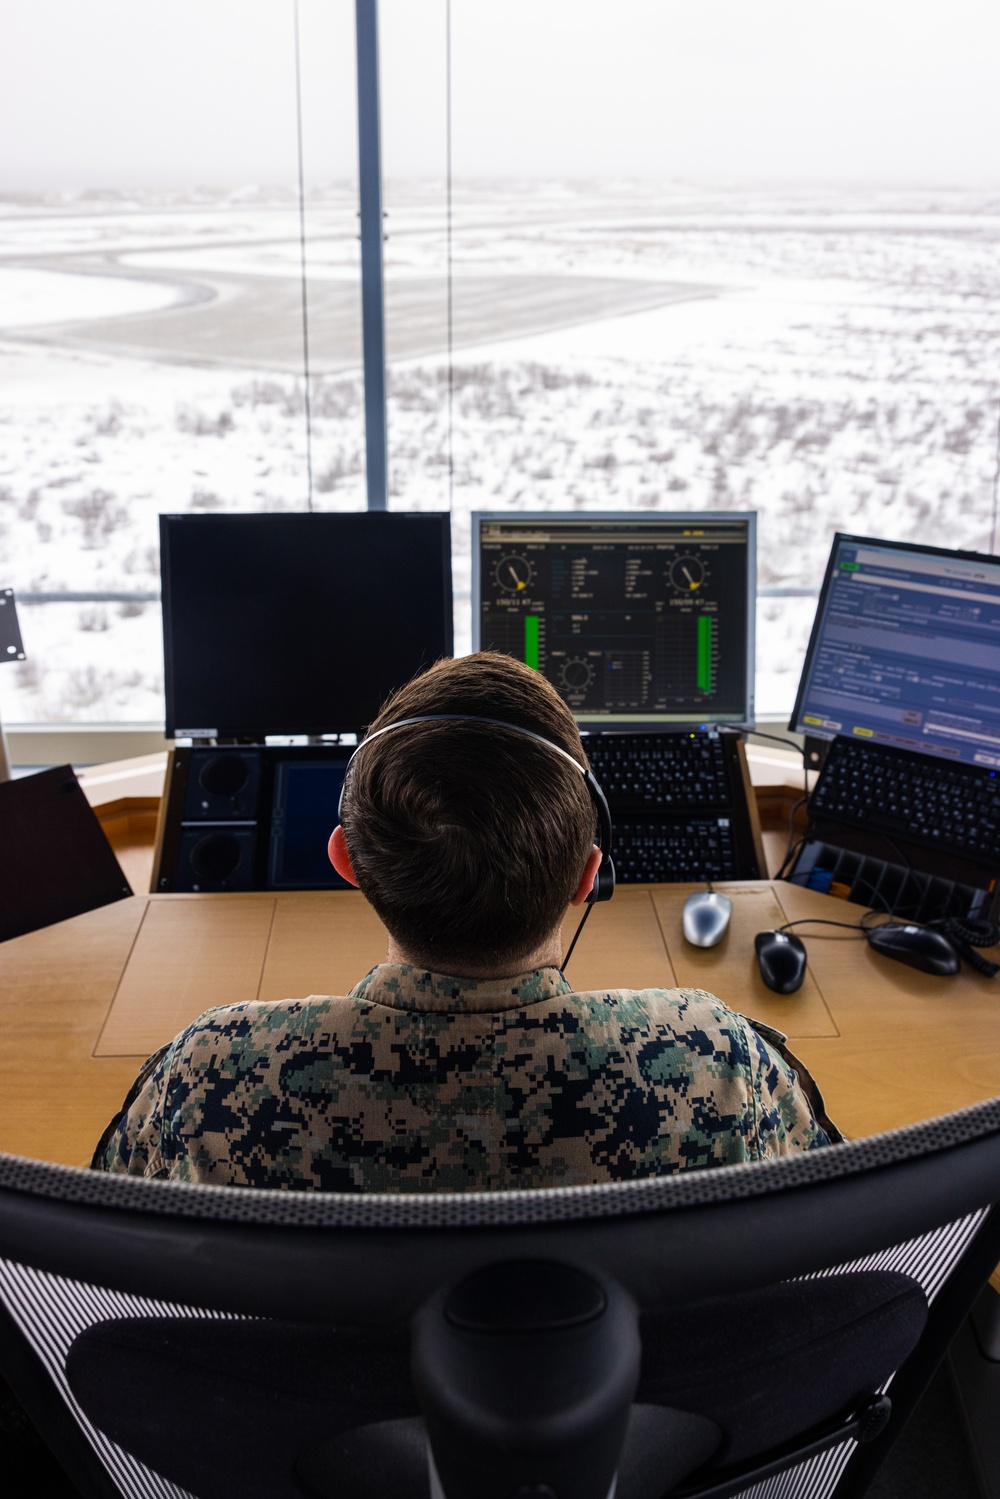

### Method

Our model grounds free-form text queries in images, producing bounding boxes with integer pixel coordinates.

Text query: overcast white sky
[2,0,999,190]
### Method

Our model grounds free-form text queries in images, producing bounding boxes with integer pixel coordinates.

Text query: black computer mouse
[865,923,960,976]
[754,930,808,994]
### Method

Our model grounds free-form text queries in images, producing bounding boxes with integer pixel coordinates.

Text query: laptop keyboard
[809,737,1000,867]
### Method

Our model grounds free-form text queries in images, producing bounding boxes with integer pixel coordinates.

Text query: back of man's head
[340,651,595,973]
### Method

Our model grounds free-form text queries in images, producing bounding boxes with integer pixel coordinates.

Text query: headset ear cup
[583,768,614,904]
[590,856,616,904]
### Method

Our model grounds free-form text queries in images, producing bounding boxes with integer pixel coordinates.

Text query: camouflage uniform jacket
[93,964,840,1191]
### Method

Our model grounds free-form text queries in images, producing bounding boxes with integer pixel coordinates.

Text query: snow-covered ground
[1,180,998,726]
[0,268,183,329]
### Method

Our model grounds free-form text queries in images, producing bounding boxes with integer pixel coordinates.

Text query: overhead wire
[293,0,314,511]
[445,0,454,512]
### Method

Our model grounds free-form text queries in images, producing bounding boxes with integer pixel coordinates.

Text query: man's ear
[569,845,603,907]
[328,825,359,887]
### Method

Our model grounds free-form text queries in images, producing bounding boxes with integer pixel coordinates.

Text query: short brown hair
[340,652,595,971]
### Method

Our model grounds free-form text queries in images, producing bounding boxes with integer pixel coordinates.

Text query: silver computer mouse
[682,890,733,948]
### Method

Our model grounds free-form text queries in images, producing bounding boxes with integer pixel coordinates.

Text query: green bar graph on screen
[697,616,713,692]
[525,615,540,671]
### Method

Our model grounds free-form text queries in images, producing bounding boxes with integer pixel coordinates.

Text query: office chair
[1,1095,1000,1499]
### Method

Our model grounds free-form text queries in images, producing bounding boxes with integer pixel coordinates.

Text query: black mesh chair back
[2,1095,1000,1499]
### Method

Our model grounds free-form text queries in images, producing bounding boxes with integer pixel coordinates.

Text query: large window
[3,1,999,734]
[1,2,359,727]
[380,0,1000,700]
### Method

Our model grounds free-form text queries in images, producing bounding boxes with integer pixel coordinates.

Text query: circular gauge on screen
[668,554,707,594]
[559,657,595,693]
[494,554,535,594]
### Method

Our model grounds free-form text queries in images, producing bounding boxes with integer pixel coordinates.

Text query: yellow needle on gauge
[683,566,699,591]
[509,565,526,591]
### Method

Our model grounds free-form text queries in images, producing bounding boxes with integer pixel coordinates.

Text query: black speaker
[174,826,257,892]
[0,766,132,942]
[154,745,356,892]
[183,750,261,821]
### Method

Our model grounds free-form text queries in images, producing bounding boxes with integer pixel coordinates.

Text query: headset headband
[350,714,590,775]
[339,711,615,904]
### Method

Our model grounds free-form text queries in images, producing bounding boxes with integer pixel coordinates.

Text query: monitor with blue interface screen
[790,533,1000,769]
[471,511,756,730]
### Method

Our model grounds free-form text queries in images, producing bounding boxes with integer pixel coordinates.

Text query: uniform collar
[349,963,573,1014]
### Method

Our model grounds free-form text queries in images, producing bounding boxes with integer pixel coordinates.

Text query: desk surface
[1,881,998,1170]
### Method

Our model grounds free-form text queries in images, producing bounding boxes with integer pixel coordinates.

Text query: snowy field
[1,179,999,727]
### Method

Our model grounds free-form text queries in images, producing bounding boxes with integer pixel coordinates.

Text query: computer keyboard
[583,732,733,811]
[582,731,751,882]
[613,818,738,882]
[809,737,1000,867]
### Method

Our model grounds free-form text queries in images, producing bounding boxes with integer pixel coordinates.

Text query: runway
[7,263,720,373]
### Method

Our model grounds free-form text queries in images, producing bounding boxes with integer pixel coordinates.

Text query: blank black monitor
[160,512,453,739]
[472,511,756,729]
[790,533,1000,769]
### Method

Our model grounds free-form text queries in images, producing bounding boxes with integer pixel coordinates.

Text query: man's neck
[385,929,564,980]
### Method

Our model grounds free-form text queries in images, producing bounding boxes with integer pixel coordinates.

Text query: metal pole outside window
[355,0,389,511]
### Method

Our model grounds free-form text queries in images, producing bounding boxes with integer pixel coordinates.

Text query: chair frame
[1,1095,1000,1499]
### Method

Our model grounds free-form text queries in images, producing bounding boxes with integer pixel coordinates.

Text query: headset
[338,713,616,905]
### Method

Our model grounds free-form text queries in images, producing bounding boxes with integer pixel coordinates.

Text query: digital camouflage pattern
[94,965,840,1191]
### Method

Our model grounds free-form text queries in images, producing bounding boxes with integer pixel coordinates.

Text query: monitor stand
[803,735,830,774]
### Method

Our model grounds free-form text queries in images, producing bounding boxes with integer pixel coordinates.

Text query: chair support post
[413,1260,639,1499]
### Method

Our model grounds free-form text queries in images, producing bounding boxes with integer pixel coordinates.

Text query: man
[95,651,839,1189]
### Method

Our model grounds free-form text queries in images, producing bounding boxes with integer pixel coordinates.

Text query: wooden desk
[1,882,998,1170]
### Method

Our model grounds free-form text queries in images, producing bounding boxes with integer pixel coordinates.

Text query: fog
[2,0,999,190]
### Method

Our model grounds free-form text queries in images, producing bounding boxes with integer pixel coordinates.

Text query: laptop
[788,533,1000,922]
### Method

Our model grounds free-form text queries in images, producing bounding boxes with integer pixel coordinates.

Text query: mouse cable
[926,915,1000,978]
[776,917,868,937]
[776,797,808,879]
[745,730,810,802]
[745,729,806,759]
[776,837,809,884]
[859,907,898,931]
[776,833,810,883]
[775,910,923,939]
[743,729,811,881]
[867,829,913,871]
[561,900,595,974]
[856,891,944,933]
